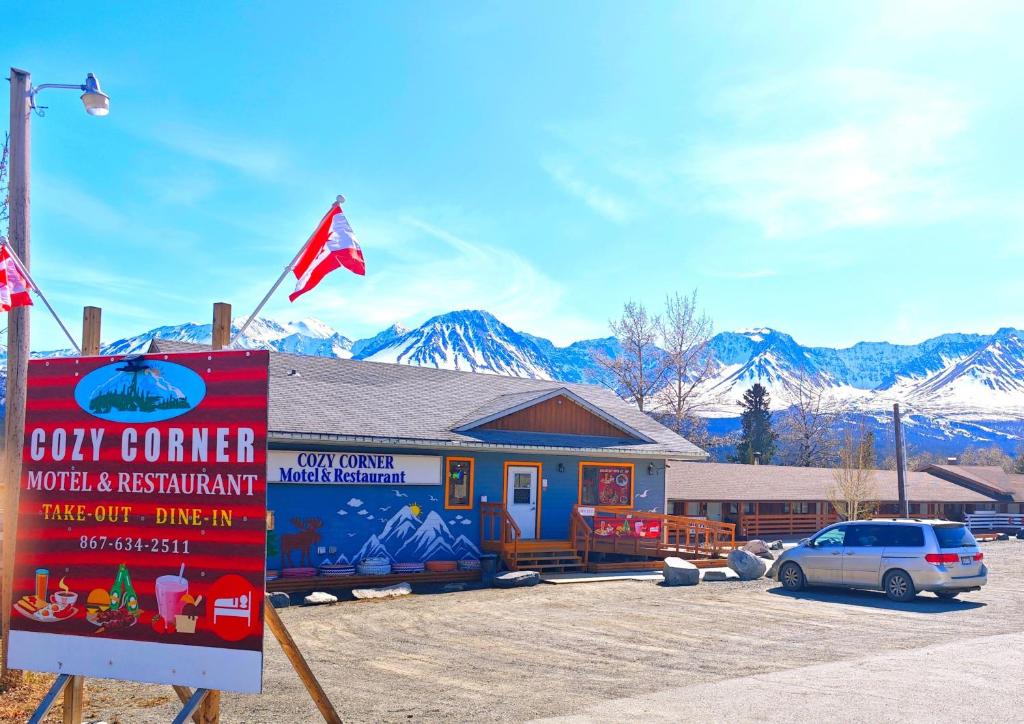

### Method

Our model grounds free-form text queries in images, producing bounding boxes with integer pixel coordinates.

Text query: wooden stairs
[505,541,585,572]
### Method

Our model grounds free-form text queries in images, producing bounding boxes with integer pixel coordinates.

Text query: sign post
[8,350,270,695]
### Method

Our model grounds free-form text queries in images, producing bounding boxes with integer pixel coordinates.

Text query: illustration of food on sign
[13,571,80,623]
[89,564,142,633]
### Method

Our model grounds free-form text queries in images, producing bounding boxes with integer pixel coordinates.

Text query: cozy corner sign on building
[8,350,270,694]
[269,451,442,486]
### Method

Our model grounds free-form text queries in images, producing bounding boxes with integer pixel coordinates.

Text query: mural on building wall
[270,488,481,567]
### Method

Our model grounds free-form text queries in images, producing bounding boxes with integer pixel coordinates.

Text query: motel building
[150,340,730,590]
[665,461,1019,539]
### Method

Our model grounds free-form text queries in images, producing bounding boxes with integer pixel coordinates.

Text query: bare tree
[957,444,1015,471]
[653,290,718,443]
[595,300,668,413]
[829,430,879,521]
[777,372,839,467]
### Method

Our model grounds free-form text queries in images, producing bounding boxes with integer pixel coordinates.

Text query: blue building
[151,340,708,585]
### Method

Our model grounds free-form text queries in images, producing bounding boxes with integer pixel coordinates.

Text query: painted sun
[409,502,422,517]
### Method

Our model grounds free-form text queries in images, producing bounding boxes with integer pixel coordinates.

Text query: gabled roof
[919,464,1014,499]
[452,387,655,443]
[665,462,997,503]
[147,339,706,459]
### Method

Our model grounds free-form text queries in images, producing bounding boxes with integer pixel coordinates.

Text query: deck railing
[965,511,1024,532]
[739,512,838,537]
[480,501,521,566]
[576,505,736,559]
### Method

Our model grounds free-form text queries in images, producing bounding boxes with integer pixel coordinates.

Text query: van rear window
[932,524,977,548]
[880,525,924,547]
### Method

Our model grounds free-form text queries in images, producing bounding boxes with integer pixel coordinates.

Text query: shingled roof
[665,461,997,503]
[147,339,707,459]
[920,464,1024,502]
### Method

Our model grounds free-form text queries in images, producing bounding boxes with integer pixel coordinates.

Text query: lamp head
[80,73,109,117]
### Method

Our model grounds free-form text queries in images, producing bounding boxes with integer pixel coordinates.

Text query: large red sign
[8,350,269,694]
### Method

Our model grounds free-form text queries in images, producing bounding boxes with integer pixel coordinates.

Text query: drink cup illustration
[50,591,77,611]
[35,569,48,601]
[155,574,188,623]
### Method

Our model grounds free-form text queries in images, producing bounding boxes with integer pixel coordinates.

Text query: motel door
[506,465,539,539]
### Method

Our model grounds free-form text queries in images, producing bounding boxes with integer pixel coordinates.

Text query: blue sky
[7,1,1024,350]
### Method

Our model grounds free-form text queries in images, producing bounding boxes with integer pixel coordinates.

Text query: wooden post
[81,306,102,356]
[212,302,231,351]
[59,306,101,722]
[61,675,84,724]
[194,301,231,723]
[2,67,32,681]
[265,602,342,723]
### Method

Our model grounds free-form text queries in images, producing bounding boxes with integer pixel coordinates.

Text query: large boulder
[303,591,339,606]
[702,568,739,582]
[352,583,412,600]
[662,557,700,586]
[494,571,541,588]
[727,549,767,580]
[267,591,291,609]
[743,540,774,560]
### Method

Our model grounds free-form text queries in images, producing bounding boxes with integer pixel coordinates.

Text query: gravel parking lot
[82,539,1024,723]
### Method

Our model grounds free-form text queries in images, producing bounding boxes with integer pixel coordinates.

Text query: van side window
[881,525,925,547]
[847,525,883,547]
[813,526,846,547]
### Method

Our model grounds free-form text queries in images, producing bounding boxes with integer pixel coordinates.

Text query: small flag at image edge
[0,244,33,312]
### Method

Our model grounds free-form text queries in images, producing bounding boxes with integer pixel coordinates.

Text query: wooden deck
[481,502,736,572]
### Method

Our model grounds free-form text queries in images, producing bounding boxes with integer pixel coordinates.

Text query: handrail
[570,508,594,567]
[480,502,521,567]
[576,505,736,557]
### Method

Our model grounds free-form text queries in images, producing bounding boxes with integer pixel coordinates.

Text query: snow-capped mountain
[360,310,554,379]
[4,308,1023,452]
[99,316,354,358]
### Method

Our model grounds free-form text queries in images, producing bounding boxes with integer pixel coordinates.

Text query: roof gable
[453,388,654,442]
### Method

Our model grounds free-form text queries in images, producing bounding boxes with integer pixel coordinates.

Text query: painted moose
[280,517,323,568]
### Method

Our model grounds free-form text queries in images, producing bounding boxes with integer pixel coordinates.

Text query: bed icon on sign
[213,592,251,627]
[207,574,257,641]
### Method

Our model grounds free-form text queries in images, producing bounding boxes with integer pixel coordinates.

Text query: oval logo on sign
[74,358,206,423]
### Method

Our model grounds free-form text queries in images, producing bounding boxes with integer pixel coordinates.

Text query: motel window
[793,502,815,515]
[579,463,634,507]
[445,457,474,510]
[743,503,755,515]
[684,502,701,516]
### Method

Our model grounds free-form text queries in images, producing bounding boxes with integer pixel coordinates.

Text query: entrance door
[506,465,539,539]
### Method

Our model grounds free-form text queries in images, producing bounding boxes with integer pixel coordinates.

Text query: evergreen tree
[734,383,777,464]
[1014,452,1024,475]
[857,427,877,469]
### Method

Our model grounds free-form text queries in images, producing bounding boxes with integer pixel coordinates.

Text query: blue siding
[267,443,666,568]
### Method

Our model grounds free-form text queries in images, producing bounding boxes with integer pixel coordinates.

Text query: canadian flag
[0,244,33,312]
[289,199,366,302]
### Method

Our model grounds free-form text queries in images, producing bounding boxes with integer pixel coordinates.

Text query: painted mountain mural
[274,498,483,568]
[6,309,1024,456]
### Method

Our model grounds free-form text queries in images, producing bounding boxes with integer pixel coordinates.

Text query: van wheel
[779,562,805,591]
[935,591,959,600]
[883,570,916,602]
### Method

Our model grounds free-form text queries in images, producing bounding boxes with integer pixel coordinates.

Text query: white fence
[965,511,1024,532]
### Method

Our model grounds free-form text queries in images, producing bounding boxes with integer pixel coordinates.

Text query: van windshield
[931,524,977,548]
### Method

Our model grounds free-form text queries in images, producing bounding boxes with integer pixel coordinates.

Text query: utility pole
[2,68,32,680]
[893,403,909,518]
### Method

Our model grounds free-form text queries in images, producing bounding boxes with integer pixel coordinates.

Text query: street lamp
[28,71,110,117]
[2,67,109,677]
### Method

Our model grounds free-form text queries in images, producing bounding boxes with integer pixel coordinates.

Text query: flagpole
[0,239,82,354]
[230,196,343,346]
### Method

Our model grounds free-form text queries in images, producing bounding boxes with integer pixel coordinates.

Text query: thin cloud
[543,159,631,223]
[251,214,606,345]
[153,122,285,179]
[691,69,971,238]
